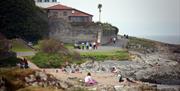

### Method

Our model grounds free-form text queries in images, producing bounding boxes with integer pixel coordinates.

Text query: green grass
[31,52,82,68]
[33,44,40,50]
[31,50,129,68]
[128,37,156,49]
[11,39,33,52]
[64,43,74,49]
[80,50,129,61]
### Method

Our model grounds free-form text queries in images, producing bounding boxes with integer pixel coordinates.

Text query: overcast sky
[59,0,180,37]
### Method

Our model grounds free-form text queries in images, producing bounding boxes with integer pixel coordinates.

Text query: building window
[63,11,67,16]
[52,0,57,2]
[37,0,42,2]
[44,0,49,2]
[52,11,58,17]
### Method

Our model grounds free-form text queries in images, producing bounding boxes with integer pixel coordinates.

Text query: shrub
[0,57,20,67]
[31,39,82,68]
[39,39,68,54]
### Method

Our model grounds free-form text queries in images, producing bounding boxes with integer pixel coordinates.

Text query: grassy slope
[126,36,158,52]
[11,39,33,52]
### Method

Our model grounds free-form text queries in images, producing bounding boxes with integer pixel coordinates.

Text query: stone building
[48,18,100,44]
[33,1,117,44]
[45,4,93,22]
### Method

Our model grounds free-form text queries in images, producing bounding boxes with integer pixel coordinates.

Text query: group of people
[84,72,135,86]
[74,41,98,50]
[17,57,29,69]
[123,34,129,39]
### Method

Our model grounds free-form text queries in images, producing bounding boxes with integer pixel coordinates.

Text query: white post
[97,30,102,44]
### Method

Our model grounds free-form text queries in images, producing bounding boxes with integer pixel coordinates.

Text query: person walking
[113,37,116,44]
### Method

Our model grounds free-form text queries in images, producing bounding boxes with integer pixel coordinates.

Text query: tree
[98,4,102,22]
[0,0,48,42]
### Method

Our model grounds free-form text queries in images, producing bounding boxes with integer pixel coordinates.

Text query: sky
[58,0,180,37]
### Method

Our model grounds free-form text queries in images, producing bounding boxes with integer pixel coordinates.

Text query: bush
[31,39,82,68]
[0,57,20,67]
[39,39,68,54]
[31,52,64,68]
[31,52,82,68]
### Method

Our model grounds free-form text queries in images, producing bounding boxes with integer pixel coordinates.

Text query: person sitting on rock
[117,73,123,82]
[84,72,97,86]
[111,66,118,73]
[24,58,29,68]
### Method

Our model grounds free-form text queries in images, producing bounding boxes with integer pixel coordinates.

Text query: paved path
[75,37,128,53]
[105,37,129,48]
[75,46,123,52]
[16,52,35,56]
[28,61,40,70]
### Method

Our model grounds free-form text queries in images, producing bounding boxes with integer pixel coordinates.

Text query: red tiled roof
[71,10,93,17]
[46,4,93,17]
[46,4,73,10]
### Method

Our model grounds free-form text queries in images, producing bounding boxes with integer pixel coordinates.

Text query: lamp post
[98,4,102,22]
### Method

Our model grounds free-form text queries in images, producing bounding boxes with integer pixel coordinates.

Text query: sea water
[143,35,180,45]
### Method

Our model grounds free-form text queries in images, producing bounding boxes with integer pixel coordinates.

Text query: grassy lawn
[11,39,33,52]
[80,50,129,61]
[64,43,74,49]
[31,51,82,68]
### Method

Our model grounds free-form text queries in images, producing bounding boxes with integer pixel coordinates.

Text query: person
[111,66,118,74]
[95,41,98,49]
[113,37,116,44]
[74,43,80,49]
[117,73,123,82]
[86,42,89,50]
[19,57,25,69]
[81,42,85,50]
[92,42,96,50]
[84,72,97,86]
[89,42,92,50]
[24,58,29,68]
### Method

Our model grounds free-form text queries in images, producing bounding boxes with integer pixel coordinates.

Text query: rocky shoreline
[78,52,180,85]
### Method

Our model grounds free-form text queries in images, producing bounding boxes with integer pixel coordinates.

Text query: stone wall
[49,18,117,44]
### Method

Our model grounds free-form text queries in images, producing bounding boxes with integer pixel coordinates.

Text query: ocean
[142,35,180,45]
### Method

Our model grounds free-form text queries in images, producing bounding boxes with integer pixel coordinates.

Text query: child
[84,72,97,86]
